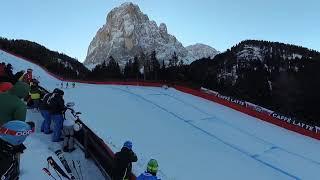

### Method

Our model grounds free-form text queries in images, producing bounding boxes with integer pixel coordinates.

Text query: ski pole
[122,167,128,180]
[77,160,84,180]
[43,168,58,180]
[54,168,63,180]
[72,160,80,180]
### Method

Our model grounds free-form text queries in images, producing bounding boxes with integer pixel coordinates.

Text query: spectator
[39,91,54,134]
[4,64,14,81]
[112,141,138,180]
[62,108,77,153]
[0,82,30,126]
[47,88,65,142]
[15,70,25,83]
[0,63,12,83]
[0,82,13,93]
[0,120,33,178]
[137,159,160,180]
[28,79,43,109]
[0,62,5,77]
[22,69,33,85]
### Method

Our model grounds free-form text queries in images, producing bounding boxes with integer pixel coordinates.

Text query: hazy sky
[0,0,319,62]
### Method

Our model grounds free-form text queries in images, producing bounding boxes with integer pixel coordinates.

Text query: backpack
[0,139,19,180]
[46,93,57,109]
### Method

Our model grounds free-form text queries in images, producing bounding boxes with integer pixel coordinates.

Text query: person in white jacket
[62,108,80,152]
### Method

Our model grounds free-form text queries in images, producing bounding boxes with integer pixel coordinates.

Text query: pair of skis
[43,150,83,180]
[72,160,83,180]
[46,156,70,180]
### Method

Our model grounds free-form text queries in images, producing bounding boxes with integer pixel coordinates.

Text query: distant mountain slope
[189,40,320,123]
[186,43,219,61]
[0,37,90,79]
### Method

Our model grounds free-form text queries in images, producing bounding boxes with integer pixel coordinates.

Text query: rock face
[84,2,218,67]
[186,43,219,60]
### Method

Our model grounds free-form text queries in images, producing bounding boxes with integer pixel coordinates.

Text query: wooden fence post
[84,128,90,158]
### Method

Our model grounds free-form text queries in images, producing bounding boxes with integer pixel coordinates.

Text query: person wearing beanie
[137,159,161,180]
[27,79,43,109]
[0,82,30,126]
[112,141,138,180]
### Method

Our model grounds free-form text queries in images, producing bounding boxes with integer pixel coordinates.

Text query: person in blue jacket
[137,159,160,180]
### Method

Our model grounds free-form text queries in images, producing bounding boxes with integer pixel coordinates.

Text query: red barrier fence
[174,86,320,140]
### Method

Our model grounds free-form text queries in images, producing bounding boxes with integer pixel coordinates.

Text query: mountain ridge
[84,2,219,67]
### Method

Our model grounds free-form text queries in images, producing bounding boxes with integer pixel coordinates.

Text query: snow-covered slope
[84,2,218,66]
[2,49,320,180]
[236,44,305,62]
[0,50,104,180]
[21,110,104,180]
[186,43,219,60]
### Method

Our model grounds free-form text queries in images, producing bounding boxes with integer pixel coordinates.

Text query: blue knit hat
[123,141,133,150]
[0,120,32,145]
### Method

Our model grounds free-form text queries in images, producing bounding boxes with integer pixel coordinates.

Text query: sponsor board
[200,87,219,96]
[201,87,319,135]
[245,102,273,115]
[271,113,317,133]
[216,94,246,106]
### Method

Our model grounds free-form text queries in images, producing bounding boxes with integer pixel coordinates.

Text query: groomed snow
[1,50,320,180]
[20,110,105,180]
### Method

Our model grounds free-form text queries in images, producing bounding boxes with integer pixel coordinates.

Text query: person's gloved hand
[13,144,26,154]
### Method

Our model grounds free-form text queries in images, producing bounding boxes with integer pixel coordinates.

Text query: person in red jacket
[0,82,13,93]
[22,69,33,84]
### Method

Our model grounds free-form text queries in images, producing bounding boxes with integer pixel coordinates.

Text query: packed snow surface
[20,110,105,180]
[1,50,320,179]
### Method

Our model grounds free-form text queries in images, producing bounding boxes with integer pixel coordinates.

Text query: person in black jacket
[47,88,66,142]
[39,91,54,134]
[4,64,14,81]
[14,71,25,84]
[113,141,138,180]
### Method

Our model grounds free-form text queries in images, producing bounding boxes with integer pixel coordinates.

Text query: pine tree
[168,52,178,67]
[132,57,141,80]
[124,59,133,79]
[150,51,160,80]
[106,56,121,79]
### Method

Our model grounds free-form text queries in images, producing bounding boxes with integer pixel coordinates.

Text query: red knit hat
[0,82,13,92]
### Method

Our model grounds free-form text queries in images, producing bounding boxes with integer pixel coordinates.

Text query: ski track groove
[110,86,300,180]
[148,87,320,166]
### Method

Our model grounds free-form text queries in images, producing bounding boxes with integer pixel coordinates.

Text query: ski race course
[1,49,320,180]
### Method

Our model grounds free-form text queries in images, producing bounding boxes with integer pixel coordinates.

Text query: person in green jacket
[0,82,30,126]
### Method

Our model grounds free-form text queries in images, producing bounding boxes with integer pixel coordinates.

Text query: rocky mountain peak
[84,2,218,67]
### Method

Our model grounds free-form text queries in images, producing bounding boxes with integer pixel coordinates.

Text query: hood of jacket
[8,82,30,98]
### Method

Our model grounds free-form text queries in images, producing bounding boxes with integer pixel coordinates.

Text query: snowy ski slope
[1,50,320,180]
[20,110,105,180]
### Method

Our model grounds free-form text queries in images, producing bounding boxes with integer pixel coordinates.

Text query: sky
[0,0,319,62]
